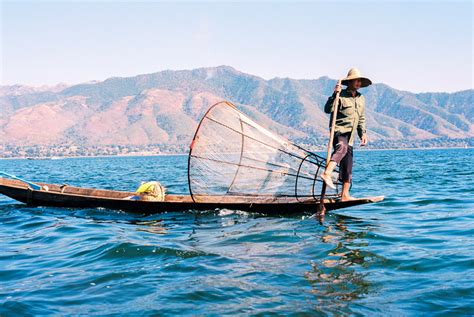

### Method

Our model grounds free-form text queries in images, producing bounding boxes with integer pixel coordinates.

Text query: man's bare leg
[341,181,356,201]
[320,161,337,189]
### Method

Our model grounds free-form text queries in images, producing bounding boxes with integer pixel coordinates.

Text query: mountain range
[1,66,473,150]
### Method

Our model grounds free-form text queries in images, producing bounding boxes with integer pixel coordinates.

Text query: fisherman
[320,68,371,201]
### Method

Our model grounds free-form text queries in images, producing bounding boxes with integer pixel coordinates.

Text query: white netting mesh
[188,102,341,203]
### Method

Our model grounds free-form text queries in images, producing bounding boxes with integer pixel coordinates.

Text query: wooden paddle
[317,79,342,218]
[0,171,42,190]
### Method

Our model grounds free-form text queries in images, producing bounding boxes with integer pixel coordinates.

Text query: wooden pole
[317,79,342,217]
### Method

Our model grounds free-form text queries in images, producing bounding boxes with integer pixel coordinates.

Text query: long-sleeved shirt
[324,88,366,146]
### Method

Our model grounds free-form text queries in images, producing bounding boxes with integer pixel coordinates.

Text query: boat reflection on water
[132,219,168,235]
[305,215,383,310]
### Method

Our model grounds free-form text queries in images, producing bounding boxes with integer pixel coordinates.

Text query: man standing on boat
[320,68,371,201]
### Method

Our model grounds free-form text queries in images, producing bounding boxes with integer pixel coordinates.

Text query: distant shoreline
[0,146,471,160]
[0,153,189,160]
[356,146,472,151]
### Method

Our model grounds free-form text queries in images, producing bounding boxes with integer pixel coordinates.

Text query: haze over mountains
[1,66,473,151]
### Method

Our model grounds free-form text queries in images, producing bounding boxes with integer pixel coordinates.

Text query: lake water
[0,149,473,315]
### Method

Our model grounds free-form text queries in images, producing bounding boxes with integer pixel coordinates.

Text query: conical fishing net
[188,101,341,203]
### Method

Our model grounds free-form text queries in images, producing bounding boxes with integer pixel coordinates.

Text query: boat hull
[0,178,384,215]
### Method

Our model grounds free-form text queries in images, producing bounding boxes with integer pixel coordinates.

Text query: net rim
[187,101,237,202]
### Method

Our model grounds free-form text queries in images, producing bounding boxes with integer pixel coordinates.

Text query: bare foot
[320,173,336,189]
[340,196,357,202]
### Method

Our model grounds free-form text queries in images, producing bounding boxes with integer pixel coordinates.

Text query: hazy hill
[1,66,472,148]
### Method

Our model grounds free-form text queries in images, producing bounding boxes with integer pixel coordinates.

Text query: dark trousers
[330,132,353,183]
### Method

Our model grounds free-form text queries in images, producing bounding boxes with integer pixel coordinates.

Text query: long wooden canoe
[0,177,384,215]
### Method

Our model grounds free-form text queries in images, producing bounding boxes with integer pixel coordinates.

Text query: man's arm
[357,97,367,145]
[324,83,342,113]
[324,94,336,113]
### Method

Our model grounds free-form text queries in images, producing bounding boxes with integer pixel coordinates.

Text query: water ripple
[1,149,473,315]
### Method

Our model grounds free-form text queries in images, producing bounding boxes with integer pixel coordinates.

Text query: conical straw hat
[341,68,372,88]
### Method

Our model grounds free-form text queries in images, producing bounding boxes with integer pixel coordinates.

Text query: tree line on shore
[2,137,472,158]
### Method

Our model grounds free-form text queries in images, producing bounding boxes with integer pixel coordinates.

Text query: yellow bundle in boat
[135,181,166,201]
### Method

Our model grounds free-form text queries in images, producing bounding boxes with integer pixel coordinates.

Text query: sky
[0,0,472,93]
